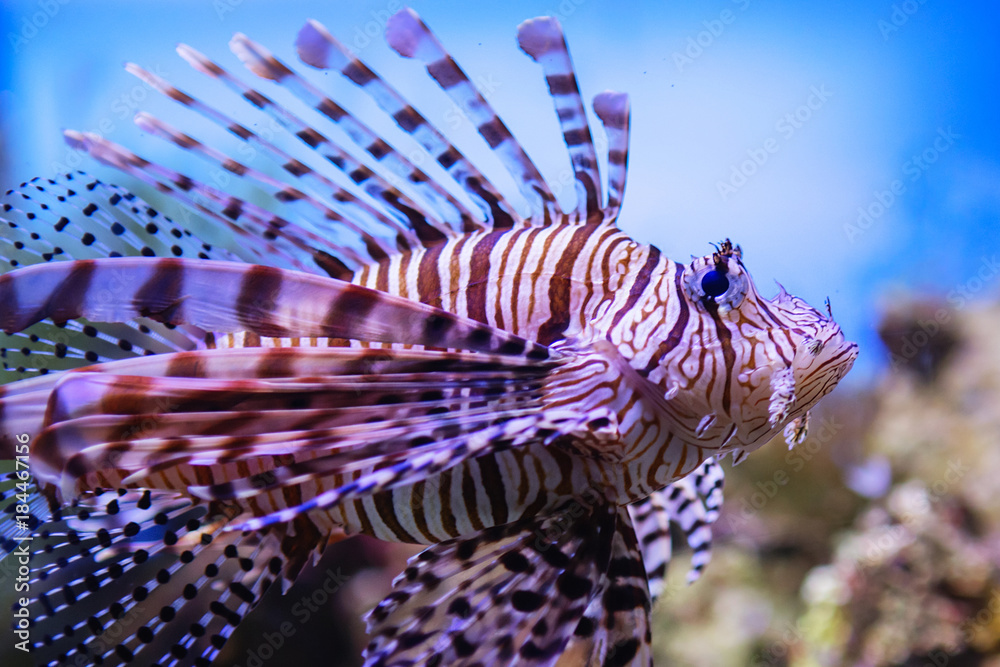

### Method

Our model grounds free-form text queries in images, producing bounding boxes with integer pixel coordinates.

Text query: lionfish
[0,8,857,666]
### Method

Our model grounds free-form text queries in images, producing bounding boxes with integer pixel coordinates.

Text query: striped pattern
[0,8,857,667]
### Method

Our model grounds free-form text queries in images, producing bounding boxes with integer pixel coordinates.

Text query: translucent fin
[64,130,372,272]
[628,457,725,590]
[564,506,654,666]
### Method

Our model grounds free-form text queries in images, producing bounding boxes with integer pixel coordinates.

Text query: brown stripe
[608,149,628,166]
[460,465,485,531]
[509,226,543,334]
[392,106,422,133]
[477,118,507,149]
[643,267,690,375]
[536,224,596,345]
[611,245,661,329]
[316,98,346,121]
[325,284,379,331]
[545,74,579,96]
[416,243,444,308]
[466,230,501,325]
[236,266,287,337]
[375,258,389,294]
[438,468,457,537]
[295,128,324,148]
[352,498,376,536]
[242,90,269,108]
[229,124,253,140]
[476,456,509,526]
[46,260,98,327]
[256,348,296,378]
[374,488,417,542]
[437,147,460,169]
[707,303,735,415]
[135,259,184,322]
[407,481,437,542]
[343,61,375,85]
[563,128,591,146]
[427,56,465,89]
[165,352,207,378]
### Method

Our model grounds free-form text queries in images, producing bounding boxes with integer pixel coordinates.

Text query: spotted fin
[7,486,288,666]
[1,175,221,383]
[364,500,628,666]
[561,505,654,667]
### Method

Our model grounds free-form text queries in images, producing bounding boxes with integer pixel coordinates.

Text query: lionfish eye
[701,270,730,297]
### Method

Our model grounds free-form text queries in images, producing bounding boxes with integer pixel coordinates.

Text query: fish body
[0,8,856,666]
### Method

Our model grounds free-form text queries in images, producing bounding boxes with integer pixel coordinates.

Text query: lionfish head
[668,239,858,457]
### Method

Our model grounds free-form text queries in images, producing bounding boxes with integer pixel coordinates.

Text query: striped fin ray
[592,91,631,221]
[0,258,552,360]
[207,408,589,532]
[167,46,456,246]
[19,488,287,666]
[0,341,545,454]
[628,457,725,593]
[64,130,371,274]
[295,19,515,230]
[363,500,619,667]
[119,61,418,265]
[384,8,560,219]
[626,491,673,605]
[517,17,602,219]
[132,110,426,254]
[227,33,475,234]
